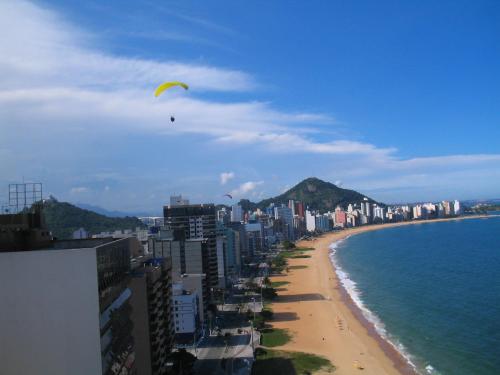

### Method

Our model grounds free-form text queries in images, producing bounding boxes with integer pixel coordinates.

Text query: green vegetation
[295,247,315,251]
[261,328,292,347]
[42,198,145,239]
[262,287,277,300]
[282,240,296,249]
[289,265,308,270]
[252,348,334,375]
[291,254,311,259]
[249,306,274,330]
[271,281,290,288]
[472,204,500,213]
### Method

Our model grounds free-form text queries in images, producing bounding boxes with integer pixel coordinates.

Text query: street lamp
[250,320,255,353]
[251,297,256,321]
[260,283,263,310]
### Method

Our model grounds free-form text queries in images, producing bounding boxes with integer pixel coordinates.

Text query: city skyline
[1,0,499,212]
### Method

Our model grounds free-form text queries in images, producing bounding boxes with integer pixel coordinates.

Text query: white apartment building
[305,210,316,232]
[172,283,199,334]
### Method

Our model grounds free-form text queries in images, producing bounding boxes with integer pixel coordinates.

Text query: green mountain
[252,177,378,212]
[42,198,145,239]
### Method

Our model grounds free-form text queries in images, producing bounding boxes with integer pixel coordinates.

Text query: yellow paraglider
[154,81,189,97]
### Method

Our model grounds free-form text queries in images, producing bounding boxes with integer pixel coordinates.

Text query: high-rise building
[288,199,296,216]
[442,201,452,216]
[274,205,294,240]
[163,204,219,294]
[217,207,230,224]
[305,210,316,232]
[129,257,174,375]
[334,206,347,227]
[373,205,386,223]
[226,221,249,261]
[295,201,305,218]
[149,233,209,320]
[316,214,332,232]
[216,222,241,277]
[170,195,190,207]
[245,222,265,256]
[0,237,138,375]
[230,204,243,223]
[216,236,227,287]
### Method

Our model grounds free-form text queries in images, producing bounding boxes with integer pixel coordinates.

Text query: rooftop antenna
[8,182,43,214]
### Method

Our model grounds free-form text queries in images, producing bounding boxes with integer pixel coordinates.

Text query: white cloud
[220,172,235,185]
[70,187,89,194]
[230,181,264,197]
[1,1,499,208]
[0,0,390,162]
[0,1,254,93]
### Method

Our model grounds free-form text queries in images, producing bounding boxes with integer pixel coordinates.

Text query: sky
[1,0,499,213]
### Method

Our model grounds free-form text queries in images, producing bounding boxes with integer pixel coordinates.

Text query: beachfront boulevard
[191,325,259,375]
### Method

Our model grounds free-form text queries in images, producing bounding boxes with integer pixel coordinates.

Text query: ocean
[330,216,500,375]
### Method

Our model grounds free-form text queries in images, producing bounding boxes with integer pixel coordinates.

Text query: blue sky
[1,0,499,213]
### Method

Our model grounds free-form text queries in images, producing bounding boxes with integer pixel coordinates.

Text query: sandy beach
[268,216,488,375]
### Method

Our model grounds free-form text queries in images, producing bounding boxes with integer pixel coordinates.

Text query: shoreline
[268,215,490,374]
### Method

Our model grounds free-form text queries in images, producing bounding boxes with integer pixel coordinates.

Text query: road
[192,325,259,375]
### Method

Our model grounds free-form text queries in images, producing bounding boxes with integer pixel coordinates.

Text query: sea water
[331,216,500,375]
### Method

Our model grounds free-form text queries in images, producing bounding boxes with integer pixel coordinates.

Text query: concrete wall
[0,249,102,375]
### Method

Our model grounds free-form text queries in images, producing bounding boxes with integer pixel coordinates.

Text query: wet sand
[268,216,488,374]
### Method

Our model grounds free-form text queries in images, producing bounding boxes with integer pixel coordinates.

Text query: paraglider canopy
[223,194,233,199]
[154,81,189,97]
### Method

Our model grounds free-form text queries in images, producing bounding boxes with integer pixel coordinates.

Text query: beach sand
[268,216,487,375]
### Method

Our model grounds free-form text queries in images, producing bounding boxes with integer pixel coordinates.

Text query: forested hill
[251,177,379,212]
[42,198,145,239]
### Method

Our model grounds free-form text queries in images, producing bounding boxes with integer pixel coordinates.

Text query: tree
[260,309,274,320]
[169,349,196,375]
[282,240,296,249]
[263,276,271,287]
[262,287,277,300]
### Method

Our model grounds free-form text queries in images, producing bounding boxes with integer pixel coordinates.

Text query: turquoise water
[332,217,500,375]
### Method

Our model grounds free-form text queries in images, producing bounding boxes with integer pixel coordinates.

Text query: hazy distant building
[72,227,88,239]
[373,206,385,223]
[334,206,347,227]
[217,207,230,224]
[216,222,241,278]
[170,195,190,207]
[316,214,332,232]
[245,222,265,256]
[296,201,305,218]
[230,204,243,223]
[305,210,316,232]
[274,205,294,240]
